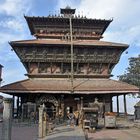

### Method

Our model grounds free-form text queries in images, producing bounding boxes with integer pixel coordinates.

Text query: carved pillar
[117,95,119,116]
[124,94,127,117]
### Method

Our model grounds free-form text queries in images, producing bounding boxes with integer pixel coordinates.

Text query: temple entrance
[37,95,58,119]
[45,102,56,119]
[64,96,77,118]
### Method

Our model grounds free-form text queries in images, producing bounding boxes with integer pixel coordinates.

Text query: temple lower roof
[0,78,139,95]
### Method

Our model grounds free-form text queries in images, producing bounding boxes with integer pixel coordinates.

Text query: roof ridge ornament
[66,5,71,9]
[60,7,76,17]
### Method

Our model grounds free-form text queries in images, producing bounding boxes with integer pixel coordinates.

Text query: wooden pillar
[110,96,113,112]
[77,99,80,111]
[12,95,15,118]
[124,94,127,117]
[20,96,23,117]
[117,95,119,116]
[60,95,64,118]
[17,96,19,118]
[56,105,59,117]
[2,98,13,140]
[103,97,105,115]
[80,97,83,110]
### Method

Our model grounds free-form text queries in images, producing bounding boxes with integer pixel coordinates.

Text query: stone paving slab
[0,122,38,140]
[1,122,85,140]
[87,128,140,140]
[41,126,86,140]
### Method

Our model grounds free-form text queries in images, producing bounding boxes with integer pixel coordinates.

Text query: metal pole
[69,17,74,93]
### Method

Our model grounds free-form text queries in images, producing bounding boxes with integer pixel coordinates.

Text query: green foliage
[119,54,140,88]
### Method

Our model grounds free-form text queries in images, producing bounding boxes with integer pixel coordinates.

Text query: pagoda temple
[0,7,139,119]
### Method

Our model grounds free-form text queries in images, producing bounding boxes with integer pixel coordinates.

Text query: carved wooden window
[51,63,61,74]
[63,63,71,74]
[38,63,49,73]
[78,63,87,74]
[92,64,101,74]
[29,63,38,74]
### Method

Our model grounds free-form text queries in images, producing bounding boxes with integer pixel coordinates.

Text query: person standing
[74,111,79,126]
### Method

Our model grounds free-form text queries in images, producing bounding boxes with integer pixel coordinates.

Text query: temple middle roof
[10,39,128,48]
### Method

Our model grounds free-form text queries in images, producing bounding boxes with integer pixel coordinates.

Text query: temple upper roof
[24,7,112,40]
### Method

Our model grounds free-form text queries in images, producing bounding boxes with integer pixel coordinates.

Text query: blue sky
[0,0,140,113]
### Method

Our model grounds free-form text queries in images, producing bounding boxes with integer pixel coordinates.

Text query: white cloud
[0,0,33,54]
[76,0,140,46]
[0,19,23,31]
[56,0,78,9]
[0,31,25,47]
[104,24,140,45]
[0,0,31,16]
[58,0,140,47]
[2,67,27,85]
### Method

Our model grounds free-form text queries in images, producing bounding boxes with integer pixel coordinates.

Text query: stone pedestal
[2,98,13,140]
[38,105,47,139]
[38,106,43,138]
[43,112,47,137]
